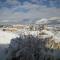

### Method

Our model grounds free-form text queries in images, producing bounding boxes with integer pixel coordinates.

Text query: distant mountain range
[35,17,60,27]
[0,17,60,26]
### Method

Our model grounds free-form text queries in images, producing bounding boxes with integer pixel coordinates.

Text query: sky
[0,0,60,24]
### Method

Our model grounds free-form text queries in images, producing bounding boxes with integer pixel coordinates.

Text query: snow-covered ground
[15,29,60,43]
[0,30,19,44]
[0,29,60,45]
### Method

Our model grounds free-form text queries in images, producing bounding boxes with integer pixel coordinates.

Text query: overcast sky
[0,0,60,24]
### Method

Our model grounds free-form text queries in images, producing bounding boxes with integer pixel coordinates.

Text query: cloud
[0,0,60,8]
[0,0,60,24]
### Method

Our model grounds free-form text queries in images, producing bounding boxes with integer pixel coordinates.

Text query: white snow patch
[0,30,19,44]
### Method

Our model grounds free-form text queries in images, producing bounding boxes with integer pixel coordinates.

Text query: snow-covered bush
[6,34,60,60]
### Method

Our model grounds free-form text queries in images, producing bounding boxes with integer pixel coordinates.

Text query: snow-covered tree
[6,34,60,60]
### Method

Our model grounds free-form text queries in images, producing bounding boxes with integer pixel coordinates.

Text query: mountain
[35,17,60,27]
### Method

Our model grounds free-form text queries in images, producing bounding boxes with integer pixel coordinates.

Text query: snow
[6,29,60,60]
[0,27,59,60]
[0,29,59,44]
[35,17,60,42]
[40,30,60,43]
[0,30,19,44]
[0,30,19,60]
[16,29,60,43]
[36,18,48,24]
[41,30,54,36]
[53,32,60,43]
[24,31,40,36]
